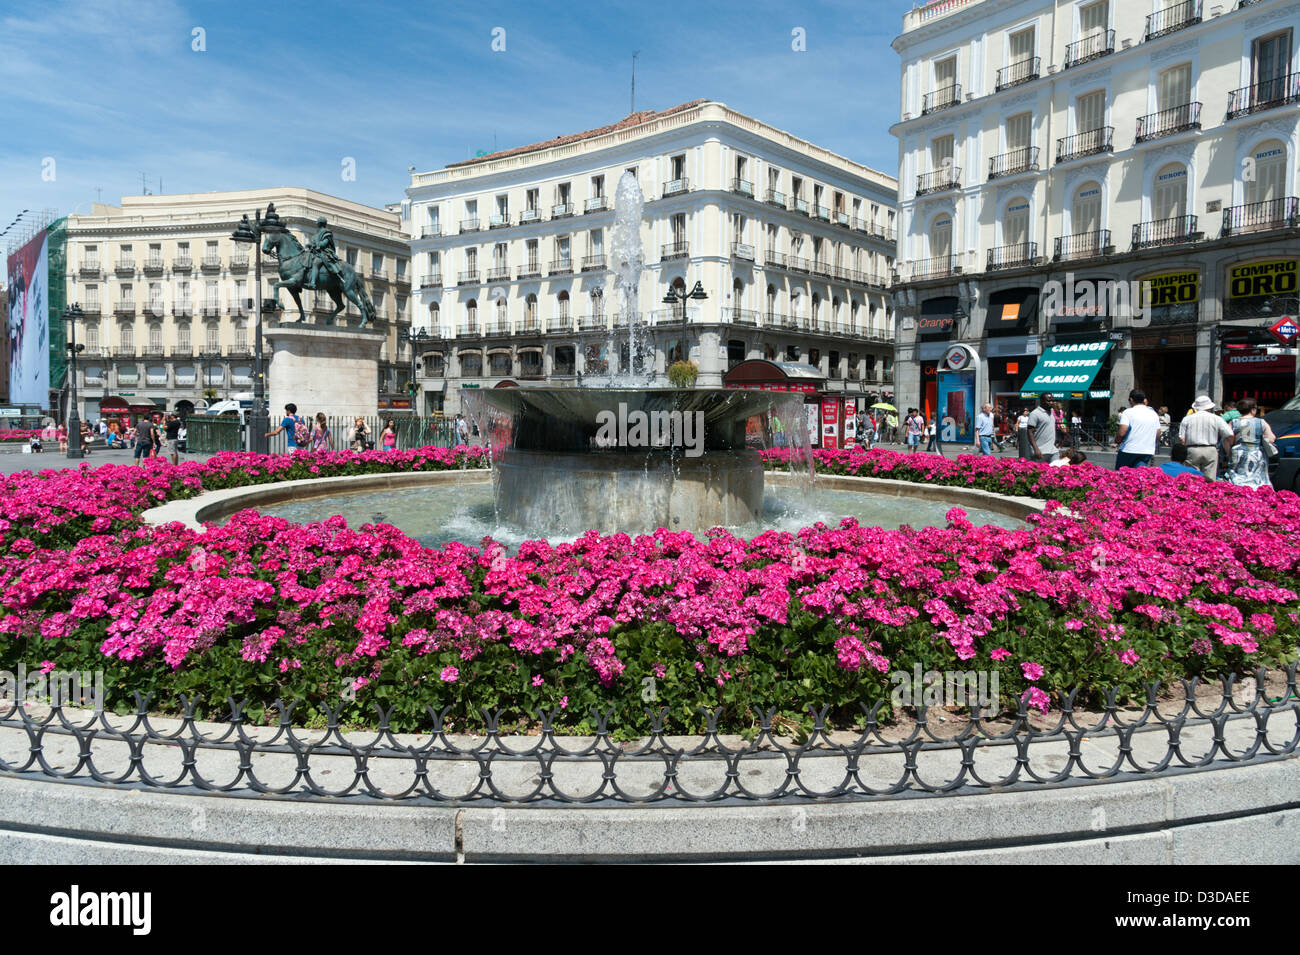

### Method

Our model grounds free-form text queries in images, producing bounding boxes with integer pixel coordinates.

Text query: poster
[821,399,839,450]
[937,369,975,443]
[805,402,819,447]
[6,229,50,406]
[843,399,857,448]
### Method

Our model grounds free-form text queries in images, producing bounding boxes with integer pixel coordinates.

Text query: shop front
[1221,257,1298,411]
[723,358,826,446]
[983,287,1040,411]
[1133,269,1199,413]
[1020,341,1115,431]
[1221,350,1296,411]
[1044,274,1118,424]
[916,296,959,425]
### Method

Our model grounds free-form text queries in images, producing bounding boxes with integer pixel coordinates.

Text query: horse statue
[262,227,377,327]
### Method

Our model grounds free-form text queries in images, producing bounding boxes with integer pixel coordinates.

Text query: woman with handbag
[1224,398,1277,489]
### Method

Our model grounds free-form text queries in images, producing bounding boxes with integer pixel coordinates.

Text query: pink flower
[990,648,1011,661]
[531,674,544,687]
[1118,649,1140,666]
[1021,687,1051,714]
[440,666,459,683]
[1021,661,1044,682]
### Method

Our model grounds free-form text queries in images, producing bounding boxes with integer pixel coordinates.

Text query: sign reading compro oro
[1139,271,1199,307]
[1022,341,1113,392]
[1228,259,1297,299]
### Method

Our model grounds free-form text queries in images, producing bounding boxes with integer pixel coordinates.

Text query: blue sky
[2,0,914,268]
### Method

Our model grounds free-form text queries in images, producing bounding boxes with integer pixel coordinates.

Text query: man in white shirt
[1115,389,1161,469]
[975,404,995,455]
[1178,395,1233,479]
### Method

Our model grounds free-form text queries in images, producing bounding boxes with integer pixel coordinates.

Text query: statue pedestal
[265,323,384,421]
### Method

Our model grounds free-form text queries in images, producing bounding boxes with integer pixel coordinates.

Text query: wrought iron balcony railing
[1056,126,1113,163]
[1226,72,1300,120]
[581,254,606,272]
[230,256,249,270]
[200,256,221,271]
[489,213,511,229]
[662,178,689,197]
[731,178,754,197]
[1064,29,1114,68]
[459,219,482,233]
[988,146,1040,179]
[173,256,192,270]
[731,242,755,261]
[1144,0,1200,41]
[787,255,811,273]
[518,209,541,224]
[580,312,607,330]
[1135,102,1201,142]
[728,309,759,326]
[551,203,574,219]
[1132,215,1199,250]
[457,270,480,285]
[420,273,442,289]
[143,257,164,273]
[812,204,831,222]
[420,226,441,238]
[1053,229,1112,261]
[115,260,135,275]
[584,196,608,213]
[1220,197,1299,237]
[547,316,572,333]
[516,262,542,280]
[486,265,510,281]
[661,241,689,261]
[765,188,786,207]
[548,259,574,275]
[996,57,1040,91]
[986,242,1038,271]
[789,197,810,215]
[79,261,101,276]
[764,250,786,269]
[114,302,136,315]
[922,84,961,114]
[910,254,960,280]
[916,166,961,196]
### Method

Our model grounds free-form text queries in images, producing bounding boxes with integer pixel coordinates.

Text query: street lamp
[231,203,287,454]
[662,280,708,364]
[61,304,85,459]
[399,326,430,412]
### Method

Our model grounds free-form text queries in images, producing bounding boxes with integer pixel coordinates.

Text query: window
[1073,182,1103,234]
[396,258,407,280]
[465,248,477,271]
[785,345,799,362]
[233,321,247,350]
[589,229,603,257]
[1077,89,1106,133]
[493,242,507,268]
[121,282,134,305]
[791,175,803,199]
[1253,31,1293,101]
[1080,0,1108,37]
[521,350,543,377]
[554,345,575,376]
[85,284,99,309]
[372,253,385,274]
[671,213,686,245]
[428,301,440,330]
[1158,63,1192,111]
[1245,140,1288,205]
[735,154,748,181]
[495,193,509,218]
[557,290,570,320]
[670,154,686,180]
[591,175,604,198]
[177,324,190,350]
[465,199,478,219]
[1006,112,1032,152]
[731,212,746,244]
[87,324,100,350]
[931,134,954,173]
[460,351,482,377]
[1009,26,1035,64]
[427,352,445,376]
[1153,163,1188,220]
[489,352,511,376]
[525,239,539,268]
[525,294,537,327]
[147,282,163,314]
[204,281,218,307]
[148,243,161,264]
[767,166,781,192]
[934,54,957,90]
[525,189,538,211]
[930,217,953,258]
[427,206,441,233]
[495,298,507,328]
[85,244,99,268]
[466,299,478,329]
[1004,201,1030,247]
[205,324,219,353]
[119,323,134,349]
[148,324,162,350]
[556,235,570,264]
[204,240,218,261]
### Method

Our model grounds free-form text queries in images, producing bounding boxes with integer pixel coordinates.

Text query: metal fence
[184,416,243,454]
[1,668,1294,805]
[262,414,458,454]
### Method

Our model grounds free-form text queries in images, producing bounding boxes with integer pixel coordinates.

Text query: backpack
[292,415,310,446]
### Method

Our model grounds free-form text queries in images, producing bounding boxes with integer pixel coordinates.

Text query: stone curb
[0,757,1294,864]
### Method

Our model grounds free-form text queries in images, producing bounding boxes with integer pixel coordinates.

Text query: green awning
[1021,341,1113,393]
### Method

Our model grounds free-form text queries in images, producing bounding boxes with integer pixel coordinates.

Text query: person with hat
[1178,395,1233,479]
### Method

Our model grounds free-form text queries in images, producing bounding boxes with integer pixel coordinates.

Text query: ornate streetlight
[398,326,430,412]
[61,304,86,459]
[662,280,708,364]
[231,204,287,454]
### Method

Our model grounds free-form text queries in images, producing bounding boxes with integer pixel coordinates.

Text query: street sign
[1269,316,1298,345]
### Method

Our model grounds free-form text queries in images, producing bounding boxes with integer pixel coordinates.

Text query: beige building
[63,188,411,419]
[406,100,900,415]
[893,0,1299,425]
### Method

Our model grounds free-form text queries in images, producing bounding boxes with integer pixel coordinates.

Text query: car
[1265,394,1300,493]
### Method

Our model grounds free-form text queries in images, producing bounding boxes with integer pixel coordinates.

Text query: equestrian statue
[257,207,377,327]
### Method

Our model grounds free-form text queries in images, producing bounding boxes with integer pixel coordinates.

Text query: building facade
[62,188,411,420]
[892,0,1299,428]
[406,100,899,416]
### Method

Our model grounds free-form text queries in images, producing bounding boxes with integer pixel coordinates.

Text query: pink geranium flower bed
[0,446,1296,732]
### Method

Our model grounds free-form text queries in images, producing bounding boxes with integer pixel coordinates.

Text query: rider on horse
[304,217,343,290]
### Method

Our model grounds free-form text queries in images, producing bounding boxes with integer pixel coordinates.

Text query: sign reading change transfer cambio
[1022,341,1113,392]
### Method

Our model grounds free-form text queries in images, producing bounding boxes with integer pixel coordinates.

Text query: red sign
[1270,316,1298,345]
[1222,351,1297,375]
[821,400,839,450]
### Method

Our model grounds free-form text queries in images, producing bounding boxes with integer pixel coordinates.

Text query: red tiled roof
[446,100,711,169]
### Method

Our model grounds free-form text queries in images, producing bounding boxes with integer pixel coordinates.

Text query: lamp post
[62,304,85,459]
[231,204,287,454]
[399,326,430,413]
[662,280,708,365]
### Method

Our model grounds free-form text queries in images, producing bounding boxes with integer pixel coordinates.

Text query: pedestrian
[887,410,899,443]
[1177,395,1233,479]
[56,424,67,453]
[266,402,308,451]
[381,419,398,451]
[905,408,923,453]
[1114,389,1161,469]
[1016,407,1032,459]
[924,416,937,452]
[1026,398,1057,462]
[310,412,332,452]
[151,418,163,458]
[1157,406,1172,448]
[1160,443,1206,479]
[1223,398,1276,489]
[349,416,372,452]
[164,413,181,464]
[177,421,188,453]
[1049,448,1087,467]
[455,413,470,446]
[975,403,995,455]
[132,415,156,466]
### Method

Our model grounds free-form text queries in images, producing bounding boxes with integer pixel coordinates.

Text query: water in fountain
[605,170,652,386]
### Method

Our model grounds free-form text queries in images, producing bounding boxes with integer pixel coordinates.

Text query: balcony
[548,259,574,276]
[394,271,410,287]
[787,255,811,273]
[486,265,511,281]
[988,146,1040,180]
[835,211,852,229]
[916,166,961,196]
[1144,0,1200,41]
[812,204,831,222]
[662,177,689,197]
[78,261,102,277]
[1132,215,1200,250]
[114,302,136,316]
[922,84,961,115]
[113,346,137,358]
[201,304,221,317]
[420,273,442,289]
[789,197,810,216]
[910,255,960,281]
[547,316,572,333]
[459,219,482,234]
[489,213,511,229]
[170,347,192,358]
[420,226,442,239]
[1221,197,1299,237]
[518,208,541,224]
[518,316,541,334]
[198,347,223,359]
[516,262,542,280]
[661,241,689,261]
[1056,127,1113,163]
[226,346,253,358]
[986,242,1038,271]
[765,188,787,207]
[1227,72,1300,120]
[731,178,754,198]
[580,312,606,330]
[731,241,755,262]
[115,260,135,276]
[1053,230,1113,261]
[229,255,248,271]
[813,259,833,278]
[551,203,575,219]
[581,254,606,272]
[1064,29,1115,69]
[485,322,511,337]
[200,256,221,272]
[173,256,192,271]
[81,304,102,317]
[457,270,480,286]
[728,309,759,326]
[584,196,608,213]
[143,257,164,274]
[764,312,795,329]
[369,268,389,282]
[141,343,165,358]
[996,57,1040,92]
[457,323,481,337]
[1136,103,1201,142]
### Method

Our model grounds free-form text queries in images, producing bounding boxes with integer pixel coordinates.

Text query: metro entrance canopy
[1020,341,1113,394]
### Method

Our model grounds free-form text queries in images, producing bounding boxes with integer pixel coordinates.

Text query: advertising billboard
[937,369,975,443]
[6,229,50,405]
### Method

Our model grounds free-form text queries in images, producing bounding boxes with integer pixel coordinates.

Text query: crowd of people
[265,403,401,454]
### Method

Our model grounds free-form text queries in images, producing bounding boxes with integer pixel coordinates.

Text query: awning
[1021,341,1113,393]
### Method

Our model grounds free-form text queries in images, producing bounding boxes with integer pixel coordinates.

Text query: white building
[892,0,1299,424]
[406,100,899,415]
[62,188,412,421]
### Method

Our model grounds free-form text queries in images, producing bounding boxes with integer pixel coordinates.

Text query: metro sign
[1270,316,1298,345]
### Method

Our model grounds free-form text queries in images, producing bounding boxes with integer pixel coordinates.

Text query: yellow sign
[1139,271,1199,308]
[1228,259,1298,299]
